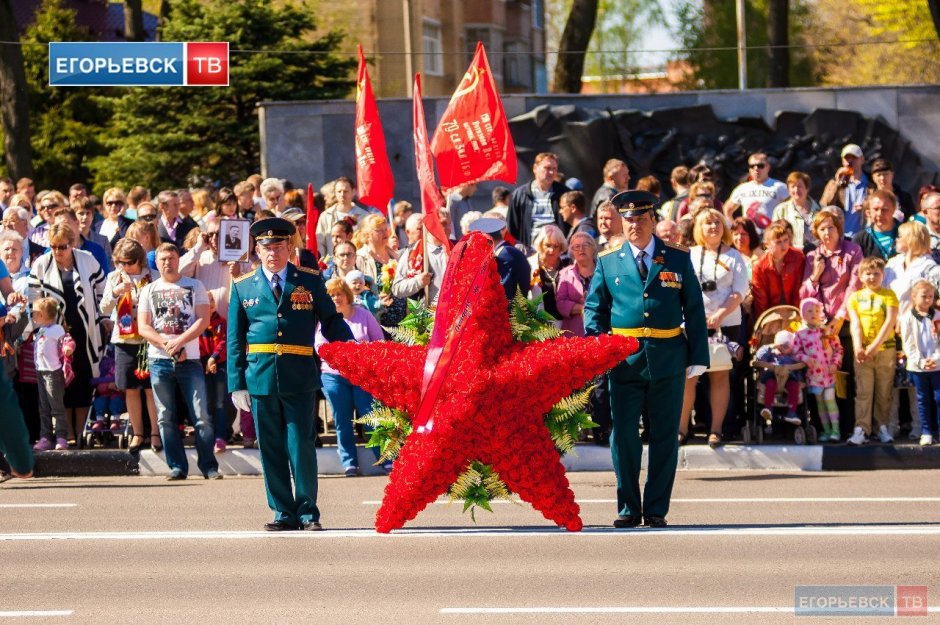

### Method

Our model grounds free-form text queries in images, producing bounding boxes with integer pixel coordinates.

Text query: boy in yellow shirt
[846,256,899,445]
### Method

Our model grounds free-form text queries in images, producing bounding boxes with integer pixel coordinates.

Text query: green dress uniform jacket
[228,263,351,396]
[228,262,352,527]
[585,236,708,520]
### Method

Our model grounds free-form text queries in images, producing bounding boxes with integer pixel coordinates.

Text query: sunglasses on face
[106,200,125,207]
[115,259,136,266]
[748,163,767,170]
[138,214,157,222]
[50,244,69,251]
[40,203,58,210]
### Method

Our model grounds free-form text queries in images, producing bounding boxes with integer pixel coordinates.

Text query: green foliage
[20,0,114,191]
[89,0,356,190]
[805,0,940,85]
[448,461,514,522]
[509,289,564,342]
[354,403,412,464]
[545,383,599,455]
[388,299,434,346]
[672,0,818,89]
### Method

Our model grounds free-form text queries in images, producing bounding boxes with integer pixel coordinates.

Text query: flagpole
[422,222,430,306]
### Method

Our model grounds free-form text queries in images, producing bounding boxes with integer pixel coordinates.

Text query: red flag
[305,183,319,258]
[413,74,451,251]
[430,41,517,189]
[354,45,394,213]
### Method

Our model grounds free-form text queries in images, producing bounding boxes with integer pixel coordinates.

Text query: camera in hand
[700,280,718,292]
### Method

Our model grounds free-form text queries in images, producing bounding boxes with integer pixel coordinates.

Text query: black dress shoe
[263,521,298,532]
[613,515,642,528]
[301,521,324,531]
[644,515,667,528]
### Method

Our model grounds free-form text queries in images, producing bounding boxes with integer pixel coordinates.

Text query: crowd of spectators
[1,141,939,482]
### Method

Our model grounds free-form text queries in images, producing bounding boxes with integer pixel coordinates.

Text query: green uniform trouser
[251,391,319,526]
[610,372,685,519]
[0,366,33,475]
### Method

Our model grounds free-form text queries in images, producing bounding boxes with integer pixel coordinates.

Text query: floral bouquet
[380,259,397,296]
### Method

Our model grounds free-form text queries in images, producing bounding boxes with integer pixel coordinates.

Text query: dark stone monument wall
[259,86,940,206]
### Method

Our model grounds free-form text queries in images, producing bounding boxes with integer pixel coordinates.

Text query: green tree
[805,0,940,85]
[91,0,356,191]
[673,0,818,89]
[21,0,113,191]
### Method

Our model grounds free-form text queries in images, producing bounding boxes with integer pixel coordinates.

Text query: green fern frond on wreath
[391,299,434,346]
[354,402,412,464]
[448,460,514,522]
[509,289,563,342]
[545,384,600,455]
[388,325,423,346]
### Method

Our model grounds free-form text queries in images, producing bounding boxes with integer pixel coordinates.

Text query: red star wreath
[319,233,638,532]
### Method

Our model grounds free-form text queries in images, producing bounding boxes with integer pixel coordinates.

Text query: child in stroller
[753,330,806,426]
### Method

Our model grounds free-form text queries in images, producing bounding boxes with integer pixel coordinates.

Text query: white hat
[344,270,365,284]
[841,144,863,159]
[773,330,795,347]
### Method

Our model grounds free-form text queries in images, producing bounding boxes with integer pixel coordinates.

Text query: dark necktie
[636,250,649,282]
[271,273,282,301]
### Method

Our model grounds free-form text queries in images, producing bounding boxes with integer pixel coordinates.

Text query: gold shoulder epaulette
[599,243,623,258]
[297,266,320,276]
[233,268,256,284]
[664,241,689,253]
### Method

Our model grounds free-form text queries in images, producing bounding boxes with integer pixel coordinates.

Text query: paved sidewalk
[24,442,940,477]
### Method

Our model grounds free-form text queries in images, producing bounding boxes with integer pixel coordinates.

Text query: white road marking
[362,497,940,505]
[0,504,77,509]
[1,525,940,541]
[440,606,939,615]
[0,610,72,617]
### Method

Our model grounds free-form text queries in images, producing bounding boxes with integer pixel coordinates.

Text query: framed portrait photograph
[218,219,250,262]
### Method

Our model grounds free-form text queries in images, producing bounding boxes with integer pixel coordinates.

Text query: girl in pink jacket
[795,297,844,442]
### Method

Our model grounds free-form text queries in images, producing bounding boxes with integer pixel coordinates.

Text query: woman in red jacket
[750,222,806,321]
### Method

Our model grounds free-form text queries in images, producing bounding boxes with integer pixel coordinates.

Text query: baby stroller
[82,388,130,449]
[742,305,817,445]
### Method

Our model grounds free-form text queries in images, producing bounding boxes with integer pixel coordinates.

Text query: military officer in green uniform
[585,191,708,528]
[228,218,352,531]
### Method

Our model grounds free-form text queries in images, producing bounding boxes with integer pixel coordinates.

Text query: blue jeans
[320,373,379,469]
[910,370,940,436]
[205,362,232,441]
[149,358,217,477]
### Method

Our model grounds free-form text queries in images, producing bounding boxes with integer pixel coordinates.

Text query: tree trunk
[157,0,171,41]
[767,0,789,87]
[928,0,940,40]
[0,0,33,180]
[124,0,145,41]
[552,0,599,93]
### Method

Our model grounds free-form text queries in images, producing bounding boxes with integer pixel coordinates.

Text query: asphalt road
[2,470,939,624]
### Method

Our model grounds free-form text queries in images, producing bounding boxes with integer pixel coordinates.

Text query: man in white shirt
[723,152,788,229]
[138,243,220,481]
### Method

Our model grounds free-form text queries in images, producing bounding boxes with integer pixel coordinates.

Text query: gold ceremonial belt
[247,343,314,357]
[612,327,682,339]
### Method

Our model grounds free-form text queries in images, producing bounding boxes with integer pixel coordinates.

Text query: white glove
[686,365,707,379]
[231,390,251,413]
